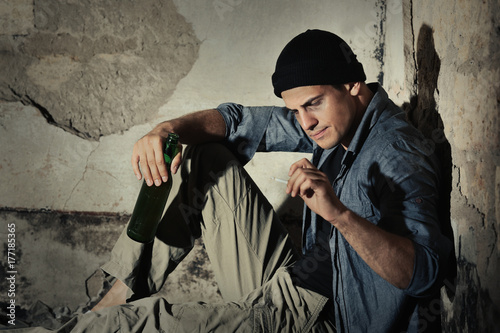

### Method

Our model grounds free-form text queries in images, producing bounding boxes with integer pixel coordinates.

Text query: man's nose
[298,110,318,131]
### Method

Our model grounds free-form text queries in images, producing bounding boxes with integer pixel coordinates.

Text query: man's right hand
[131,125,182,187]
[130,109,226,186]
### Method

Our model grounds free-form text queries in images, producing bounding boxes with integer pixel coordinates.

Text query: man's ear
[346,82,361,96]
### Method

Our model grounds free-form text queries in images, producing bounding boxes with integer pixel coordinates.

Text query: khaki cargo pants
[9,143,334,333]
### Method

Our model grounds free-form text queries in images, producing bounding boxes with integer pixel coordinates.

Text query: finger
[293,169,319,197]
[150,139,169,184]
[148,140,166,187]
[288,168,326,197]
[171,144,183,174]
[300,171,332,199]
[139,148,154,186]
[288,158,314,177]
[287,158,316,194]
[287,161,304,195]
[297,176,319,199]
[287,166,309,197]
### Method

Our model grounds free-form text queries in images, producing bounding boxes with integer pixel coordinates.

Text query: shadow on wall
[402,24,458,329]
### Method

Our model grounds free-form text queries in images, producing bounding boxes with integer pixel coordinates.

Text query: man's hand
[131,125,182,187]
[132,109,226,186]
[130,109,226,187]
[286,158,346,224]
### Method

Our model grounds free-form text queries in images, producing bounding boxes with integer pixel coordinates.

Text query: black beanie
[272,29,366,98]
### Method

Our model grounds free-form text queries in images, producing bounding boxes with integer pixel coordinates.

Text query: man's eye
[310,99,322,107]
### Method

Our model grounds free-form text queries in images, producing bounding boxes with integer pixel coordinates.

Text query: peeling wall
[403,0,500,331]
[0,0,498,331]
[0,0,200,140]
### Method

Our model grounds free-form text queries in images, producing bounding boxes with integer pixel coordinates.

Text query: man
[11,29,452,332]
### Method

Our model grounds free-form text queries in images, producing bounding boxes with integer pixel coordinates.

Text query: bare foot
[91,279,129,312]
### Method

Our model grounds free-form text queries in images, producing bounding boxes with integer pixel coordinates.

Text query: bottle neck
[163,134,179,165]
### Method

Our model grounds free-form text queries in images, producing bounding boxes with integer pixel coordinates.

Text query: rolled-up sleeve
[216,103,313,164]
[374,139,453,297]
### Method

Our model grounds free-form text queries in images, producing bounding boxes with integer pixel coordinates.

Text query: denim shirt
[216,84,453,332]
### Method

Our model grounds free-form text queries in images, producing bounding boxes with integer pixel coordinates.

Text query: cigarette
[271,177,288,184]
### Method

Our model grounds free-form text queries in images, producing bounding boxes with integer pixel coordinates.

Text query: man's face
[282,84,359,150]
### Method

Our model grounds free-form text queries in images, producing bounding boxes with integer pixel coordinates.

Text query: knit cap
[272,29,366,98]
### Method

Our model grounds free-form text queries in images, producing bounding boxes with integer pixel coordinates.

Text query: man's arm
[132,109,226,186]
[287,158,414,289]
[330,208,415,289]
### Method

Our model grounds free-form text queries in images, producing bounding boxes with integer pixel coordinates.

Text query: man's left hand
[286,158,346,225]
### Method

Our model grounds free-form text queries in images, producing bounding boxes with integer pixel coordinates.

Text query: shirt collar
[312,83,391,168]
[345,82,390,156]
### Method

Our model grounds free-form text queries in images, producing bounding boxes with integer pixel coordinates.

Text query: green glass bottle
[127,133,179,243]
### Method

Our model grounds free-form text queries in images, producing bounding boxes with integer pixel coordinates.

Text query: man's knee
[185,142,237,164]
[184,143,242,181]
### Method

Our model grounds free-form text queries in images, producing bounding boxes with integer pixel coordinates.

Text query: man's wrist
[153,121,175,137]
[328,205,351,228]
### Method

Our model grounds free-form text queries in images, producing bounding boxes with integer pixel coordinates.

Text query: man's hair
[272,30,366,98]
[331,84,345,91]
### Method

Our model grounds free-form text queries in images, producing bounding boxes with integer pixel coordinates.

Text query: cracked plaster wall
[0,0,200,140]
[403,0,500,331]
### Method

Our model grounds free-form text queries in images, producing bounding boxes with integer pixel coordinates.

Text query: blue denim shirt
[216,83,453,332]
